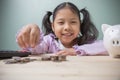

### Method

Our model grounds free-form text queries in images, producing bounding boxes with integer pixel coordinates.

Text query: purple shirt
[21,32,108,56]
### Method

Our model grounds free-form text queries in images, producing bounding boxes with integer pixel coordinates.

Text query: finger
[62,50,76,56]
[64,52,77,56]
[30,28,36,48]
[22,32,30,47]
[56,51,66,55]
[17,35,26,48]
[33,34,38,48]
[69,52,77,56]
[57,50,76,56]
[34,35,39,47]
[35,30,40,46]
[60,52,68,56]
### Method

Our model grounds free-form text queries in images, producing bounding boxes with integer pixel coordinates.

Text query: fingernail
[26,44,29,47]
[31,44,35,48]
[22,46,25,49]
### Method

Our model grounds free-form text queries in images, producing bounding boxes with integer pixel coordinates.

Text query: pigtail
[79,8,99,44]
[42,11,53,35]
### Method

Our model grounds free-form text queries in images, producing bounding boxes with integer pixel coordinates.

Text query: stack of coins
[4,57,36,64]
[41,54,66,62]
[50,55,66,62]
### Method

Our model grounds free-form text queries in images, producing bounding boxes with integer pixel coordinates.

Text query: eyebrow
[56,18,78,21]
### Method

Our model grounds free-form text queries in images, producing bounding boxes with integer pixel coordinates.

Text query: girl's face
[52,8,80,47]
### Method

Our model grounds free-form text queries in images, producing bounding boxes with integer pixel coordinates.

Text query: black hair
[42,2,98,45]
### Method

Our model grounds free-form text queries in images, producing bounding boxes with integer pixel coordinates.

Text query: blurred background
[0,0,120,50]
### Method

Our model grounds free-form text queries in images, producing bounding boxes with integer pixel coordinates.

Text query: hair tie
[79,7,86,12]
[47,11,52,15]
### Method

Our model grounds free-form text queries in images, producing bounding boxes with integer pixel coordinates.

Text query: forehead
[55,8,79,19]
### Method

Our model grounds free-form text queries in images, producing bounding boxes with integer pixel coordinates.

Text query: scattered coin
[3,54,67,64]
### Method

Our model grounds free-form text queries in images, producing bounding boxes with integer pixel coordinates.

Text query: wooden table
[0,56,120,80]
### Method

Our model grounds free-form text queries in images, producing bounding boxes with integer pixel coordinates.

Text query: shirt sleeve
[73,40,108,56]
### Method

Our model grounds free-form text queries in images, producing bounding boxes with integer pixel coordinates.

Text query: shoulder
[43,33,56,40]
[42,33,57,44]
[42,33,60,52]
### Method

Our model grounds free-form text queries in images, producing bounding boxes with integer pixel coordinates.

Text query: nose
[64,23,71,31]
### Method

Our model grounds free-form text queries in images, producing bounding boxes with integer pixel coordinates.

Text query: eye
[71,21,77,24]
[58,22,64,25]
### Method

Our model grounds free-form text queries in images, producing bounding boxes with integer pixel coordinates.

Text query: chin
[62,39,73,43]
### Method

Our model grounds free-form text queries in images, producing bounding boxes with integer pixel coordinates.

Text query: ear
[51,22,55,32]
[101,24,111,34]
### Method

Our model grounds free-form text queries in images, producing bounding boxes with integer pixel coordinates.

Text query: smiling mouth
[62,33,73,37]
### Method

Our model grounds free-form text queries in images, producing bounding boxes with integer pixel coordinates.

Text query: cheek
[53,23,63,32]
[53,27,62,36]
[52,24,60,32]
[74,26,80,34]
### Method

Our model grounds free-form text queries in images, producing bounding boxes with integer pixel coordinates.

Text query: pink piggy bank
[102,24,120,58]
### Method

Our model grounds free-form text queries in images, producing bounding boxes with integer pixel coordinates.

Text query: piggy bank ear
[101,24,111,34]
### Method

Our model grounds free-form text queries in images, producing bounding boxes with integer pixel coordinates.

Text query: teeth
[63,33,72,36]
[65,34,71,36]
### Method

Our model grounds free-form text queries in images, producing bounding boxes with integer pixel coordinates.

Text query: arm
[73,40,108,56]
[56,40,108,56]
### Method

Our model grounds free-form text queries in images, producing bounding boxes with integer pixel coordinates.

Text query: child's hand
[56,48,77,56]
[17,24,40,48]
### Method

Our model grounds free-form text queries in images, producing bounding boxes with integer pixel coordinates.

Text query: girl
[16,2,108,56]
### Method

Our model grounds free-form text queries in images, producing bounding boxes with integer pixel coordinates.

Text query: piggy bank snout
[108,29,120,46]
[111,39,120,46]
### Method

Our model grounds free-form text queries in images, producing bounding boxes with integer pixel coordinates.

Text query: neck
[64,44,72,48]
[65,38,78,48]
[58,38,78,48]
[62,41,75,48]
